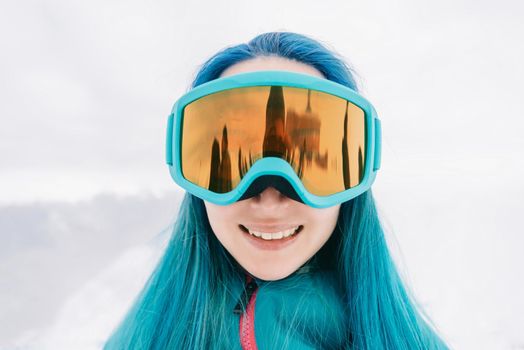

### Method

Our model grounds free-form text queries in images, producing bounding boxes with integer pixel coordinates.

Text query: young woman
[104,32,448,349]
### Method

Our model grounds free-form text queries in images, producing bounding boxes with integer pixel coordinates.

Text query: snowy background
[1,0,523,349]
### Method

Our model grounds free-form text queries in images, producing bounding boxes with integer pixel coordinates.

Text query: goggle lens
[180,85,366,196]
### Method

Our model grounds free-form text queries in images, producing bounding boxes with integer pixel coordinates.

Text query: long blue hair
[104,32,448,349]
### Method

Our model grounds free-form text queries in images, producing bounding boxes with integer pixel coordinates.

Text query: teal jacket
[226,259,348,350]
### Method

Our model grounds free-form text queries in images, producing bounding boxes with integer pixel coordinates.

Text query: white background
[1,0,523,349]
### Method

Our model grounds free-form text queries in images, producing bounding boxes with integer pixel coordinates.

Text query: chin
[248,264,297,281]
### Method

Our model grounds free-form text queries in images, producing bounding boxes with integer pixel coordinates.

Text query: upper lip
[240,223,302,233]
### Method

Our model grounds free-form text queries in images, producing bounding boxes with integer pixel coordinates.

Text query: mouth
[239,224,304,241]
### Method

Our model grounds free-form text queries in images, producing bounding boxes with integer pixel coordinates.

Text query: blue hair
[104,32,448,349]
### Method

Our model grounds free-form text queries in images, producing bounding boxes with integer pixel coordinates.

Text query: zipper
[234,274,259,350]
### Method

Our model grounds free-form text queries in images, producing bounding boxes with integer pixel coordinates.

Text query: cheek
[308,205,340,235]
[204,202,238,237]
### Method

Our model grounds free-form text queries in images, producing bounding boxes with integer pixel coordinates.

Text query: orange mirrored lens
[181,86,366,196]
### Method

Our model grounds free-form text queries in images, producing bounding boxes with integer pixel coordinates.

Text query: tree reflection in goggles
[181,85,366,197]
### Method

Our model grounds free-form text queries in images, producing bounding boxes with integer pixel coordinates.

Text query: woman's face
[204,56,341,281]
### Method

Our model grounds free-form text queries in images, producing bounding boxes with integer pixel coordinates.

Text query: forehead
[219,56,325,79]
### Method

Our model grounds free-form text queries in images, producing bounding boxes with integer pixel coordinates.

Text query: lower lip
[241,225,303,251]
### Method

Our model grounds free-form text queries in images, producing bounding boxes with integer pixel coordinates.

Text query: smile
[239,225,303,240]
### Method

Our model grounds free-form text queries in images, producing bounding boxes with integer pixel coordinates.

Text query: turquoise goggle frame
[165,70,382,208]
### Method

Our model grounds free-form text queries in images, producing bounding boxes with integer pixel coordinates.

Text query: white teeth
[248,226,300,240]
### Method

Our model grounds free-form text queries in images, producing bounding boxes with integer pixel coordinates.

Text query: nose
[249,186,291,211]
[237,175,304,204]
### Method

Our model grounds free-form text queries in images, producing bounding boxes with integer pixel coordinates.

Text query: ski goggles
[165,70,382,208]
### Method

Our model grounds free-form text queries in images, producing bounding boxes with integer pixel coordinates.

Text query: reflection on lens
[181,86,366,196]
